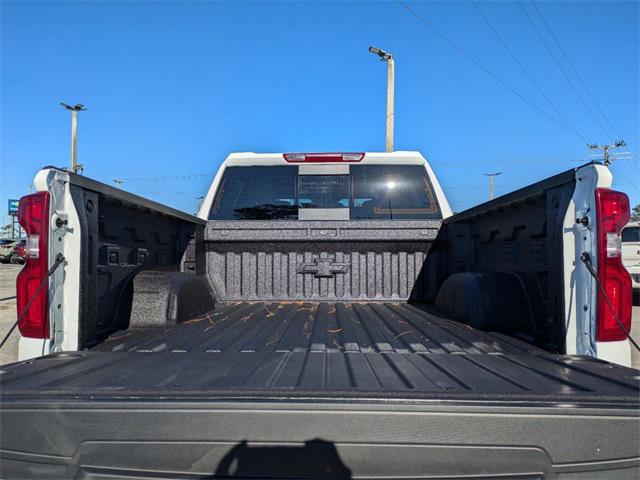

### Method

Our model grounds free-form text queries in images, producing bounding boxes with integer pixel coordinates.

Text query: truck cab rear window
[298,175,349,209]
[209,166,298,220]
[350,165,440,220]
[208,165,441,220]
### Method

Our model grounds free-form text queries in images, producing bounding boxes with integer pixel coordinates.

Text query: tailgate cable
[580,252,640,353]
[0,253,65,350]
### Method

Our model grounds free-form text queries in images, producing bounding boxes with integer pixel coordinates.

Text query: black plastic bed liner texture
[1,302,638,403]
[93,302,542,355]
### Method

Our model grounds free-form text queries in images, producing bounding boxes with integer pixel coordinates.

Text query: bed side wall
[70,184,203,347]
[432,172,576,352]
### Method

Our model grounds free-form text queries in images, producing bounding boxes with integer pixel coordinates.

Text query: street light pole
[369,46,394,152]
[61,103,87,174]
[386,55,395,153]
[71,109,78,171]
[483,172,502,200]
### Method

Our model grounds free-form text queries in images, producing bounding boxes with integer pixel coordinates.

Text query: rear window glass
[209,166,298,220]
[350,165,440,220]
[298,175,349,209]
[208,165,441,220]
[622,226,640,242]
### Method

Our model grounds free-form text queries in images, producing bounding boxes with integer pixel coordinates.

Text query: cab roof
[222,151,429,166]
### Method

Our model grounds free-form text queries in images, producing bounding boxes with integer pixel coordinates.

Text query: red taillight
[594,188,632,342]
[16,192,51,339]
[283,152,365,163]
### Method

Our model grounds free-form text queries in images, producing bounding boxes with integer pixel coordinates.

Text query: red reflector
[594,188,631,342]
[283,152,365,163]
[16,192,51,339]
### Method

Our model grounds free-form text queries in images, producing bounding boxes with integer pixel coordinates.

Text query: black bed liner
[1,305,639,480]
[2,302,638,403]
[94,301,542,355]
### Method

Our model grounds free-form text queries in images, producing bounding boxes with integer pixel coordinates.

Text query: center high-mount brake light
[16,191,51,339]
[594,188,632,342]
[283,153,365,163]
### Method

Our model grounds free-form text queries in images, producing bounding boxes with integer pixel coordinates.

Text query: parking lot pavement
[0,264,22,366]
[0,263,639,368]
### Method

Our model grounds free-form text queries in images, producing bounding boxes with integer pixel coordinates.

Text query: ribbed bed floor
[94,301,541,355]
[2,302,638,400]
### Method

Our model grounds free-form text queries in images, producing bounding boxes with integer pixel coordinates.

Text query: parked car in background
[0,239,19,263]
[622,222,640,292]
[9,239,26,264]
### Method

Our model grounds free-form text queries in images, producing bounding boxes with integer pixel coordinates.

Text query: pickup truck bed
[3,162,639,478]
[3,301,637,403]
[1,302,638,479]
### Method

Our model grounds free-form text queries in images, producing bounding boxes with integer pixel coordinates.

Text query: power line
[470,0,578,135]
[432,154,593,168]
[113,173,215,183]
[610,163,640,195]
[516,0,613,140]
[620,161,640,184]
[131,191,207,196]
[396,0,592,144]
[443,185,510,190]
[530,0,622,139]
[625,158,640,177]
[432,152,637,169]
[605,154,640,187]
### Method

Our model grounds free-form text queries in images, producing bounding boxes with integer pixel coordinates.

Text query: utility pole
[587,139,627,166]
[483,172,502,200]
[369,46,394,152]
[61,103,87,174]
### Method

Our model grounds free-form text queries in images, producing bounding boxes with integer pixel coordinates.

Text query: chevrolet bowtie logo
[297,257,351,278]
